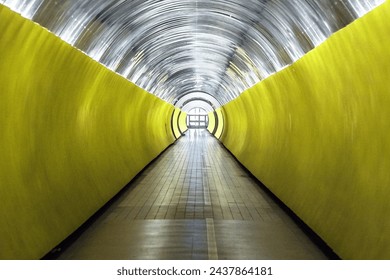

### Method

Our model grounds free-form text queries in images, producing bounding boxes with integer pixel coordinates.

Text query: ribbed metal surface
[1,0,383,106]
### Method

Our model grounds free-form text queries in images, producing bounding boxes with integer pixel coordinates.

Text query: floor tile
[56,129,327,260]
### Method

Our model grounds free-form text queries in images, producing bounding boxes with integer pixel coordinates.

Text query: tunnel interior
[1,0,390,259]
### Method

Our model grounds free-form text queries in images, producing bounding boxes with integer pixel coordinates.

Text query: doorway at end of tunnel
[186,107,209,129]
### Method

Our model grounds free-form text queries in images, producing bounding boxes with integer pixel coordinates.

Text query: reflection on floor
[56,129,328,260]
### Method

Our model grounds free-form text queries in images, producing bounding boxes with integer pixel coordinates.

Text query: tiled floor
[56,129,327,260]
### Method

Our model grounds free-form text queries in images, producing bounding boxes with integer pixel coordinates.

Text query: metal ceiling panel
[1,0,383,106]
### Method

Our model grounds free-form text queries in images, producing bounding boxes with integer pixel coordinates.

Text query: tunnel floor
[56,129,327,260]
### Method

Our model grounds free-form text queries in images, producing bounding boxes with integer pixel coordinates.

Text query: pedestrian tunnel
[1,0,390,260]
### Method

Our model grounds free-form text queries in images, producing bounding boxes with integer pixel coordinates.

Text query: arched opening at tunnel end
[176,97,225,138]
[186,107,209,129]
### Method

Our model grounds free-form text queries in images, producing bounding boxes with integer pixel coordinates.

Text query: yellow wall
[220,1,390,259]
[207,112,216,134]
[0,5,178,259]
[214,108,225,139]
[172,108,182,139]
[178,111,188,134]
[208,108,224,139]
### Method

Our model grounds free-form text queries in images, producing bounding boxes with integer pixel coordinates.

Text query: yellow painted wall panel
[207,112,216,134]
[0,5,175,259]
[178,111,188,134]
[214,108,225,139]
[220,1,390,259]
[208,108,224,138]
[172,108,182,139]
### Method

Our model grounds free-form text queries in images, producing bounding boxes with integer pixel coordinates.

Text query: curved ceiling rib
[1,0,384,108]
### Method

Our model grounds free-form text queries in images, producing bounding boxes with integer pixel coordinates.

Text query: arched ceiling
[1,0,383,107]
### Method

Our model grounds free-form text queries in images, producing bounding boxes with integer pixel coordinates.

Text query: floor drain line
[206,218,218,260]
